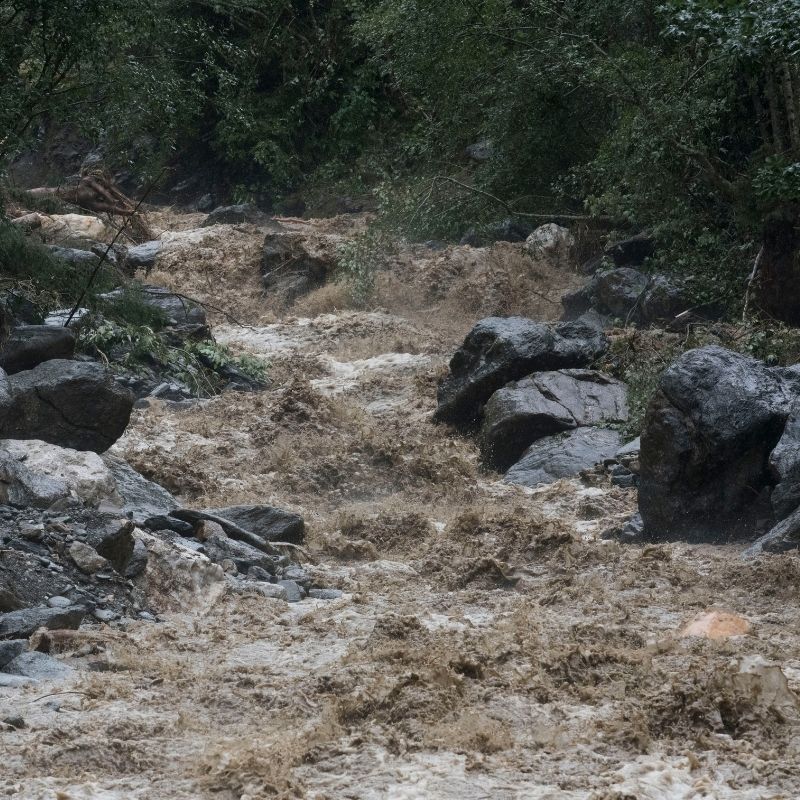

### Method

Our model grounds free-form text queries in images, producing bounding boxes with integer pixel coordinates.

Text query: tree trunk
[754,208,800,324]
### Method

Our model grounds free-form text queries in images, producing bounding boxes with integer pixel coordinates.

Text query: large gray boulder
[0,360,133,452]
[0,439,118,508]
[0,325,75,374]
[480,369,628,470]
[175,504,305,544]
[505,427,622,487]
[639,346,793,542]
[435,315,607,427]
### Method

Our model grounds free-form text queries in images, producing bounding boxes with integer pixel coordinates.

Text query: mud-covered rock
[435,315,607,427]
[480,369,628,470]
[639,346,792,542]
[0,360,133,452]
[0,325,75,374]
[504,427,621,487]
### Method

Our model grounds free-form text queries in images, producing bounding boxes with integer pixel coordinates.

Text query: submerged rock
[261,232,334,304]
[201,203,266,227]
[434,315,607,427]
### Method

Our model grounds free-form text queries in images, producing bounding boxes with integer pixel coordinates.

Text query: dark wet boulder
[0,325,75,374]
[768,409,800,520]
[434,315,607,427]
[480,369,628,470]
[562,268,648,321]
[504,427,622,487]
[205,504,305,544]
[201,532,279,574]
[606,234,656,267]
[639,346,793,542]
[0,360,133,452]
[562,268,693,325]
[745,506,800,556]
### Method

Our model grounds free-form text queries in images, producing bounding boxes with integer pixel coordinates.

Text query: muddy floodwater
[2,213,800,799]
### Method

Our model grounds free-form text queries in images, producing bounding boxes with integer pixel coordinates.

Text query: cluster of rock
[435,315,637,486]
[636,345,800,554]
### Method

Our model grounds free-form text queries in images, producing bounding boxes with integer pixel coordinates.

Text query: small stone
[611,473,637,489]
[93,608,118,622]
[2,715,25,729]
[308,589,343,600]
[138,611,157,622]
[246,565,273,582]
[19,522,44,541]
[68,541,108,574]
[195,519,226,542]
[220,558,237,574]
[47,596,72,609]
[278,579,305,603]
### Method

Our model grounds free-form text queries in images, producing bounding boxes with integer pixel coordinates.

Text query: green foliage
[335,227,393,306]
[78,315,267,396]
[0,219,119,315]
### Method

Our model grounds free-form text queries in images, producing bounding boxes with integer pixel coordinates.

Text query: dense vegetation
[1,0,799,313]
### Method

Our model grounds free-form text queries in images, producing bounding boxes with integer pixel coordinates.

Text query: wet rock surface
[0,325,76,374]
[480,369,628,470]
[639,346,793,541]
[435,315,607,427]
[504,426,622,487]
[0,360,133,452]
